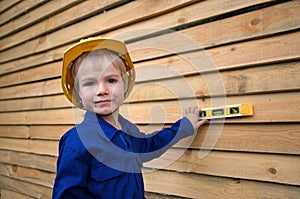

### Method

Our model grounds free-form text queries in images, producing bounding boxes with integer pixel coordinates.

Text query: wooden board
[138,122,300,155]
[0,189,34,199]
[0,138,58,156]
[0,0,195,63]
[0,0,48,26]
[0,0,278,64]
[0,92,299,125]
[0,95,72,112]
[0,122,299,156]
[0,78,62,100]
[0,0,125,50]
[143,169,300,199]
[122,92,300,124]
[1,2,299,76]
[128,0,300,61]
[1,1,299,199]
[131,61,300,101]
[0,175,52,199]
[1,50,299,104]
[1,61,299,111]
[0,125,72,140]
[104,0,277,41]
[144,149,300,186]
[1,123,299,155]
[0,150,56,172]
[0,163,55,187]
[0,0,82,39]
[1,149,298,192]
[0,61,61,88]
[132,31,300,80]
[0,0,22,14]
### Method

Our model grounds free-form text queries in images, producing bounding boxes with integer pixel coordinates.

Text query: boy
[53,37,207,199]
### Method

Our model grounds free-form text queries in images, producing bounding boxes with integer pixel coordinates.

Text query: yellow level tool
[199,104,253,120]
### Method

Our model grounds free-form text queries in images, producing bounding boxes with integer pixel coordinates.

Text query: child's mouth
[94,100,111,105]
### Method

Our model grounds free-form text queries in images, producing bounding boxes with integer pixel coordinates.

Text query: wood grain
[0,1,299,198]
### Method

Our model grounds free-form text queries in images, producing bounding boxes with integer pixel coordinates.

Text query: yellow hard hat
[61,37,135,107]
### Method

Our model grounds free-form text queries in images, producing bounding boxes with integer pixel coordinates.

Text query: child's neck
[99,112,122,130]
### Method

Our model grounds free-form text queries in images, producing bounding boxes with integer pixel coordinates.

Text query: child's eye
[108,79,117,84]
[84,81,95,87]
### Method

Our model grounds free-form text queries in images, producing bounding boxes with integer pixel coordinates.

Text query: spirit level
[199,104,253,120]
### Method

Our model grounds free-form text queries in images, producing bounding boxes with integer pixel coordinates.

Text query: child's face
[76,56,125,116]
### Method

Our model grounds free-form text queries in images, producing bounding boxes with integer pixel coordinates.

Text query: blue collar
[83,111,134,141]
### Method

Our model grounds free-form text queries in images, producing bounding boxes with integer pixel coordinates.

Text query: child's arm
[128,106,207,162]
[52,133,94,199]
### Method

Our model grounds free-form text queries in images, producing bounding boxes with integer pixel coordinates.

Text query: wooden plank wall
[0,0,299,198]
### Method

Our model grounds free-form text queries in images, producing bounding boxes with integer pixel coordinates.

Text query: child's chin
[95,109,114,116]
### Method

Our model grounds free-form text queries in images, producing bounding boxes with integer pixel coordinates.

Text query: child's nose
[96,82,109,95]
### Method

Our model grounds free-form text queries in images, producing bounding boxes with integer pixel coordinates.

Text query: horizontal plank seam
[0,0,49,27]
[0,0,287,64]
[0,0,131,47]
[142,167,300,186]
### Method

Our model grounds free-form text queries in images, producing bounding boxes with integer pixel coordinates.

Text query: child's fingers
[185,106,199,114]
[193,106,199,114]
[198,119,209,127]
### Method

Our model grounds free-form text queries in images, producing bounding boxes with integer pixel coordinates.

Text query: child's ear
[123,73,129,97]
[78,96,86,110]
[74,90,84,107]
[124,83,128,96]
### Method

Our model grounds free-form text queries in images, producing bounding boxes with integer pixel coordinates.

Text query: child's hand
[184,106,208,131]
